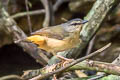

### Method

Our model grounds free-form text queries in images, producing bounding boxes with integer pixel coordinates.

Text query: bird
[18,18,88,79]
[25,18,88,56]
[16,18,88,58]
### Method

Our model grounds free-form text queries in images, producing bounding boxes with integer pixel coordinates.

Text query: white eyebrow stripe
[70,23,81,25]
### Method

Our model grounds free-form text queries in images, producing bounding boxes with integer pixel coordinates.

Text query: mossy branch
[48,0,120,65]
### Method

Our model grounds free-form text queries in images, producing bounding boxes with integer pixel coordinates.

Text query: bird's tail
[14,35,46,46]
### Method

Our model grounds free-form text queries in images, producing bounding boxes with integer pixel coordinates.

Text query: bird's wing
[31,26,70,40]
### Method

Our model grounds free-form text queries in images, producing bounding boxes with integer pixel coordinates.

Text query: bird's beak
[82,20,88,24]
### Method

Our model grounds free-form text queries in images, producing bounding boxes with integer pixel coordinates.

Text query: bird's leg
[52,52,57,56]
[56,55,74,67]
[52,51,72,61]
[52,51,74,65]
[56,55,73,61]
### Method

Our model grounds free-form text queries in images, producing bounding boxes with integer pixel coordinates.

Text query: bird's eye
[70,22,81,26]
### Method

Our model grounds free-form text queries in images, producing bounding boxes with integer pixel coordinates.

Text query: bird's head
[62,18,88,32]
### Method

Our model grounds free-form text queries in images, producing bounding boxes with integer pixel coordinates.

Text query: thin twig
[40,0,54,27]
[25,0,32,33]
[10,9,45,18]
[30,43,111,80]
[53,0,69,11]
[86,35,96,55]
[0,75,22,80]
[10,0,69,19]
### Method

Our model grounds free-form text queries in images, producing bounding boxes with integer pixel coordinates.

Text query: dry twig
[40,0,54,27]
[0,75,22,80]
[29,43,111,80]
[86,35,96,55]
[25,0,32,33]
[10,0,69,19]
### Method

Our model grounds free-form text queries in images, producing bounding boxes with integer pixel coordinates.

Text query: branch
[10,9,45,18]
[86,35,96,55]
[10,0,69,19]
[112,55,120,65]
[40,0,54,27]
[54,0,69,11]
[0,75,22,80]
[22,43,111,79]
[25,0,32,33]
[0,7,49,65]
[68,60,120,75]
[72,0,120,58]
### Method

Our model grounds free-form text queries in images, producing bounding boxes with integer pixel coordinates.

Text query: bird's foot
[56,55,74,67]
